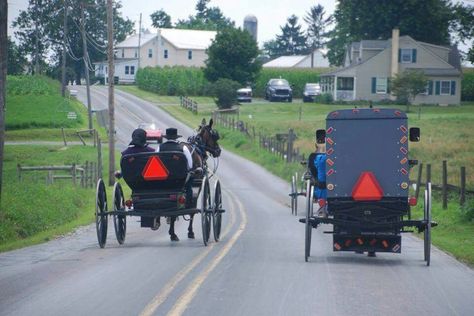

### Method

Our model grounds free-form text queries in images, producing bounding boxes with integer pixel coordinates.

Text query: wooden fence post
[442,160,448,209]
[61,127,67,146]
[415,163,423,200]
[460,166,466,206]
[72,163,77,186]
[85,161,89,188]
[93,129,97,147]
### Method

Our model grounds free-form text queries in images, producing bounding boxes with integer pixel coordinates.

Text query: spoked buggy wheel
[424,182,432,266]
[213,180,223,242]
[113,182,126,245]
[305,180,314,262]
[201,177,212,246]
[95,179,108,248]
[290,175,296,215]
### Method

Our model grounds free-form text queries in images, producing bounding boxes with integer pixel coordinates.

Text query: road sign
[67,112,77,119]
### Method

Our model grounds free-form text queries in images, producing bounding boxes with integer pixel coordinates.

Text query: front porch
[321,76,356,101]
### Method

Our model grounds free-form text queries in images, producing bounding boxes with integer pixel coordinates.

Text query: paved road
[1,86,473,316]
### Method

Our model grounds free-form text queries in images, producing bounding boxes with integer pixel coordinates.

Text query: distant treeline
[136,66,474,101]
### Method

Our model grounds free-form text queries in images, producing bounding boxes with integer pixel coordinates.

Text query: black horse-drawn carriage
[300,108,437,265]
[94,120,224,248]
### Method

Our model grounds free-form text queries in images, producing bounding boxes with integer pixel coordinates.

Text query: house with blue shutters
[320,29,462,105]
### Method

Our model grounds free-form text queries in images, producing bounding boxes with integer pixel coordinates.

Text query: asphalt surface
[1,85,473,316]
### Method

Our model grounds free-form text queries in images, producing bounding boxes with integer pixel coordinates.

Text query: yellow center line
[166,190,247,316]
[139,189,237,316]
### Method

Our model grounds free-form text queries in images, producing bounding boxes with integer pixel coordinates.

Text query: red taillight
[142,156,169,181]
[356,238,364,245]
[178,195,186,205]
[125,200,133,208]
[382,240,389,248]
[352,172,384,201]
[409,197,417,206]
[318,199,326,208]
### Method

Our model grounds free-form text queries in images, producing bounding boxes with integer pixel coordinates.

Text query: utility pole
[61,1,68,97]
[107,0,115,185]
[0,0,8,205]
[81,2,93,131]
[137,13,142,69]
[34,0,40,74]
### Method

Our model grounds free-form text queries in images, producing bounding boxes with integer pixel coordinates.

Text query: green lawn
[122,85,474,266]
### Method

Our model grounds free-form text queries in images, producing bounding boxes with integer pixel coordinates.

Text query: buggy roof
[327,108,407,121]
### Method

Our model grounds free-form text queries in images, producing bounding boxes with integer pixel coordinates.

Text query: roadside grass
[411,195,474,265]
[122,86,474,265]
[0,145,124,252]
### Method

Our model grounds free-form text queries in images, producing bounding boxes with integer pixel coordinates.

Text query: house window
[376,77,387,94]
[164,49,168,59]
[440,80,451,95]
[125,66,129,75]
[148,48,152,58]
[188,50,192,60]
[400,49,412,63]
[134,49,138,58]
[337,77,354,90]
[130,66,135,75]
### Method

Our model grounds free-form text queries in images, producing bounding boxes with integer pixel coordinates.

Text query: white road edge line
[139,189,237,316]
[166,190,248,316]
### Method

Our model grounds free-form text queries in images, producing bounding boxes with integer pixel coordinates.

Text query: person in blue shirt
[313,143,327,217]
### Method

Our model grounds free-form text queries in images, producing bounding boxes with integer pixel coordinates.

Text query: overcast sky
[6,0,473,65]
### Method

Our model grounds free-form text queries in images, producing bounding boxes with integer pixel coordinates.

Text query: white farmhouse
[94,28,216,84]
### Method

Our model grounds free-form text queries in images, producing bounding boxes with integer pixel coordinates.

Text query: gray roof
[351,42,360,50]
[405,68,461,76]
[448,45,462,71]
[360,40,389,49]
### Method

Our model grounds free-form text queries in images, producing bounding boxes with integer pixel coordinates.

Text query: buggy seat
[121,152,190,211]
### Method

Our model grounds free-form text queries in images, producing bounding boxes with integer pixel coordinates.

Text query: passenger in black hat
[121,128,155,156]
[156,128,193,241]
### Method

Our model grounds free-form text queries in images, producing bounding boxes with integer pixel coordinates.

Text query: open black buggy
[300,108,437,265]
[95,120,224,248]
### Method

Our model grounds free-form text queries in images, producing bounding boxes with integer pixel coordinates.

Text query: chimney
[391,28,399,78]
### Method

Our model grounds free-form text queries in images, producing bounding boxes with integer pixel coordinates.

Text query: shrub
[461,72,474,101]
[6,75,58,95]
[211,78,240,109]
[460,198,474,222]
[315,93,333,104]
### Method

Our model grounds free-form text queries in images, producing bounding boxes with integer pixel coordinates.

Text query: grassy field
[0,76,114,252]
[5,76,105,142]
[120,85,474,266]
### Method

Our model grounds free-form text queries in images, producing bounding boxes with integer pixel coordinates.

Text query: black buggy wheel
[305,180,314,262]
[294,172,299,215]
[424,182,432,266]
[201,177,212,246]
[290,175,296,215]
[95,179,108,248]
[113,182,126,245]
[213,180,223,242]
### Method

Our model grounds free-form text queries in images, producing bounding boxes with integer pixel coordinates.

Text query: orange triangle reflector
[142,156,169,181]
[352,172,384,201]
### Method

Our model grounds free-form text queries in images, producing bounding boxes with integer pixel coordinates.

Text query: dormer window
[399,48,417,63]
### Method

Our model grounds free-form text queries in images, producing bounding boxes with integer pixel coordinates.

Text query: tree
[276,15,308,55]
[204,27,261,85]
[7,37,27,75]
[13,0,133,83]
[326,0,471,66]
[391,70,428,112]
[150,9,172,28]
[211,78,240,109]
[304,4,332,50]
[264,15,308,58]
[175,0,234,31]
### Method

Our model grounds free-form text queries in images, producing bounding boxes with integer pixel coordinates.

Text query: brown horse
[168,118,221,240]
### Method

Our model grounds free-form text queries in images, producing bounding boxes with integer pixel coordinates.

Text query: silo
[243,15,258,42]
